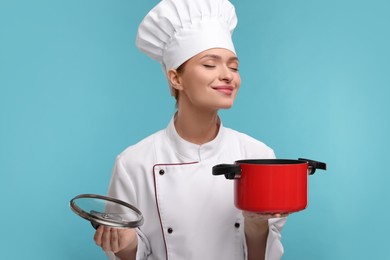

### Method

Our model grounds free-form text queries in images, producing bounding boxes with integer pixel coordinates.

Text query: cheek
[189,71,213,89]
[235,75,241,88]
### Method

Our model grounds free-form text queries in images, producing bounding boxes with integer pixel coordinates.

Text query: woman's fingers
[94,226,137,253]
[94,225,104,246]
[110,228,120,253]
[243,210,289,220]
[101,226,113,251]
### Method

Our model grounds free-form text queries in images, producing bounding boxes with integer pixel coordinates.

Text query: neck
[174,108,220,145]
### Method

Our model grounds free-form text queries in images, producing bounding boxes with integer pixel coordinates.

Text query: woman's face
[173,48,241,111]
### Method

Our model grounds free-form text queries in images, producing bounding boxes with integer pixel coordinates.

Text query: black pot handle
[212,164,242,179]
[299,158,327,175]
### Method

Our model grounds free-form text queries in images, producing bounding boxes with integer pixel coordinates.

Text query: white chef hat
[136,0,238,94]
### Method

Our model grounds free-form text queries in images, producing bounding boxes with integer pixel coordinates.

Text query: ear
[167,69,184,91]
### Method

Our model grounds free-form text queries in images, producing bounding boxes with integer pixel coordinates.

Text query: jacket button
[234,223,240,228]
[167,228,173,234]
[159,169,165,175]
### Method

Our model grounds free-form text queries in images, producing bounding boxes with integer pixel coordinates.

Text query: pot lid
[70,194,144,229]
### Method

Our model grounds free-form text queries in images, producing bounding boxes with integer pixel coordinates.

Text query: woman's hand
[243,211,288,224]
[94,226,138,259]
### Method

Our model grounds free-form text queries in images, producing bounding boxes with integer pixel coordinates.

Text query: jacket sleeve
[104,155,152,259]
[242,216,286,260]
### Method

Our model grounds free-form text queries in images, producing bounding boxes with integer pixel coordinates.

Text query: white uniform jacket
[106,118,286,260]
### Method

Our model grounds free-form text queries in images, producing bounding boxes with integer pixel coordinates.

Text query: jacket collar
[165,115,225,162]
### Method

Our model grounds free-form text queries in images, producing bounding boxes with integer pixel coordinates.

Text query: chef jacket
[106,117,286,260]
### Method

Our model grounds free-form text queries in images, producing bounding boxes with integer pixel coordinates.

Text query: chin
[218,102,234,109]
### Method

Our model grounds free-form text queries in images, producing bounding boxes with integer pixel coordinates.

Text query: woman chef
[94,0,287,259]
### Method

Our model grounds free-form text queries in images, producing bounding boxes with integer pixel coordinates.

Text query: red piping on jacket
[152,162,198,260]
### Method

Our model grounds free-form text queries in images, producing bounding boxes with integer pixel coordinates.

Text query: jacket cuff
[135,228,152,259]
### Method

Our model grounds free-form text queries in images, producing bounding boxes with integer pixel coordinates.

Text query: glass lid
[70,194,144,229]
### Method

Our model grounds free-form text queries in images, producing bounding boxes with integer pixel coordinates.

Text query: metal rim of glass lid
[70,194,144,228]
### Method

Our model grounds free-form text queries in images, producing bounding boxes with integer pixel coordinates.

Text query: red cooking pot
[212,158,326,213]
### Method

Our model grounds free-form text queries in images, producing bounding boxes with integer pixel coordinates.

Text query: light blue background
[1,0,389,259]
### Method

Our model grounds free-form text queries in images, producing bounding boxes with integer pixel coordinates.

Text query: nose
[219,66,233,82]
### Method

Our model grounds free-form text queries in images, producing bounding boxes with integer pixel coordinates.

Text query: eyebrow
[200,54,239,62]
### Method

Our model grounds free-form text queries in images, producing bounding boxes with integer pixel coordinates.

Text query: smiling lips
[212,85,234,95]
